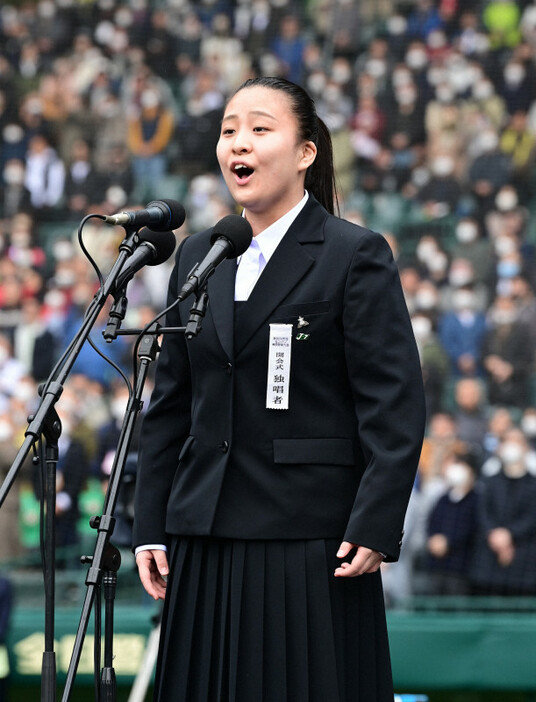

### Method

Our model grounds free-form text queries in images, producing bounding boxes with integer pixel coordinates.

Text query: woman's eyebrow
[221,110,278,123]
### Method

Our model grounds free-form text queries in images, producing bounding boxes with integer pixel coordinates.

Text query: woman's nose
[232,131,252,154]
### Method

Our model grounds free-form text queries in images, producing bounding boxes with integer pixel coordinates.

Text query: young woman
[133,77,426,702]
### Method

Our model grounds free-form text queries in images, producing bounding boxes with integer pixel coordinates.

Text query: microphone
[104,199,186,232]
[114,227,177,291]
[178,214,253,301]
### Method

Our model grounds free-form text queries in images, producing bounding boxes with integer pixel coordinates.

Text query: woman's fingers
[334,543,384,578]
[136,549,169,600]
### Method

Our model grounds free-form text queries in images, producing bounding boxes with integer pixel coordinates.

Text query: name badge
[266,324,292,410]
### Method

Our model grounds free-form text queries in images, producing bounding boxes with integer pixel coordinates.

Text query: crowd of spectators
[2,0,536,602]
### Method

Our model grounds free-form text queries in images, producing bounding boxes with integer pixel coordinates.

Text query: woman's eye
[253,126,268,132]
[222,128,235,136]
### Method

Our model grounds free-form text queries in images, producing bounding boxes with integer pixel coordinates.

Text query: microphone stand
[0,227,151,702]
[62,287,209,701]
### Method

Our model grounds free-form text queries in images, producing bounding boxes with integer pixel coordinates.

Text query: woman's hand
[334,542,384,578]
[136,549,169,600]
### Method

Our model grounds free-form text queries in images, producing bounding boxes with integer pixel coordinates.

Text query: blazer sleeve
[132,242,192,549]
[342,229,426,561]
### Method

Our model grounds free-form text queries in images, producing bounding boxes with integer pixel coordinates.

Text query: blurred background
[2,0,536,699]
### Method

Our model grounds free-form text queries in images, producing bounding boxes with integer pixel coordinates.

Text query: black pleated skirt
[153,535,393,702]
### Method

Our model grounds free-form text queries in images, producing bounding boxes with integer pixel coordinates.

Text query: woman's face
[216,86,316,225]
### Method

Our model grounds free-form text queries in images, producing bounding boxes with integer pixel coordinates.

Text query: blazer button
[226,362,233,375]
[220,440,229,453]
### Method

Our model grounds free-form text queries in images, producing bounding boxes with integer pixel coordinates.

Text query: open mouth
[233,164,254,182]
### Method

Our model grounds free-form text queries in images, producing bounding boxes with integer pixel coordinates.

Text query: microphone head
[146,199,186,231]
[138,228,177,265]
[210,214,253,258]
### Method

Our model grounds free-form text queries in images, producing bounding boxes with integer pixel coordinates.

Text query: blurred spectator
[482,0,522,51]
[126,84,174,200]
[0,410,24,562]
[24,132,66,216]
[499,57,536,115]
[425,451,479,595]
[471,428,536,595]
[0,158,32,220]
[0,334,27,411]
[512,274,536,346]
[416,150,463,218]
[482,406,515,457]
[64,138,103,221]
[412,310,449,417]
[35,386,90,568]
[521,406,536,450]
[450,217,494,291]
[438,285,487,378]
[482,294,534,408]
[453,378,488,458]
[270,14,306,84]
[499,110,536,201]
[13,296,56,382]
[467,126,511,219]
[407,0,444,41]
[92,382,140,483]
[0,573,12,701]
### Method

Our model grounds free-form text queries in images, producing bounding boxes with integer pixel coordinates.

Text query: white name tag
[266,324,292,410]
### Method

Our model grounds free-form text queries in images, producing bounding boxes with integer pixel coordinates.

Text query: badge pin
[296,333,310,341]
[297,316,309,329]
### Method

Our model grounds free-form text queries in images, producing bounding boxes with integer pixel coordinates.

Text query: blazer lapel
[206,257,236,360]
[234,197,327,355]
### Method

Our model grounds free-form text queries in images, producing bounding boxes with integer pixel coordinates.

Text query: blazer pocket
[273,438,354,466]
[273,300,331,320]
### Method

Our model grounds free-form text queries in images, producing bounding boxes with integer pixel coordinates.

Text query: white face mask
[452,290,475,310]
[449,267,473,287]
[0,420,13,442]
[445,462,471,488]
[415,290,438,310]
[496,189,518,212]
[521,416,536,438]
[412,315,432,341]
[500,441,524,465]
[456,222,478,244]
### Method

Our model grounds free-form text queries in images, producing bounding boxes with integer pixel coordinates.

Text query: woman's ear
[298,140,317,172]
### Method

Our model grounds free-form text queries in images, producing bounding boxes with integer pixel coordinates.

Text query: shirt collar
[241,191,309,265]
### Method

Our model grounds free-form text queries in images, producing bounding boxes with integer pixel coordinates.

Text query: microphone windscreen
[137,228,177,265]
[210,215,253,258]
[147,199,186,230]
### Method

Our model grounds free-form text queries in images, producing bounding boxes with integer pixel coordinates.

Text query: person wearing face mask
[438,284,487,378]
[416,151,462,217]
[500,60,536,115]
[425,452,479,595]
[512,275,536,346]
[467,128,511,219]
[470,428,536,595]
[412,311,449,417]
[451,217,494,289]
[0,158,33,219]
[481,294,534,408]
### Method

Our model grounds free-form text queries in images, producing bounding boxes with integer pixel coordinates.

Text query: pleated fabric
[153,536,393,702]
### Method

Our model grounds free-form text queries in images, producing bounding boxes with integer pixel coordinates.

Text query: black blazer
[133,196,426,561]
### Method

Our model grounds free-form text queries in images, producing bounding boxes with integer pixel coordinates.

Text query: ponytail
[233,77,339,215]
[304,116,338,216]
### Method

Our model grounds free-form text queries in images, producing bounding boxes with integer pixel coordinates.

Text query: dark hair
[233,76,339,215]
